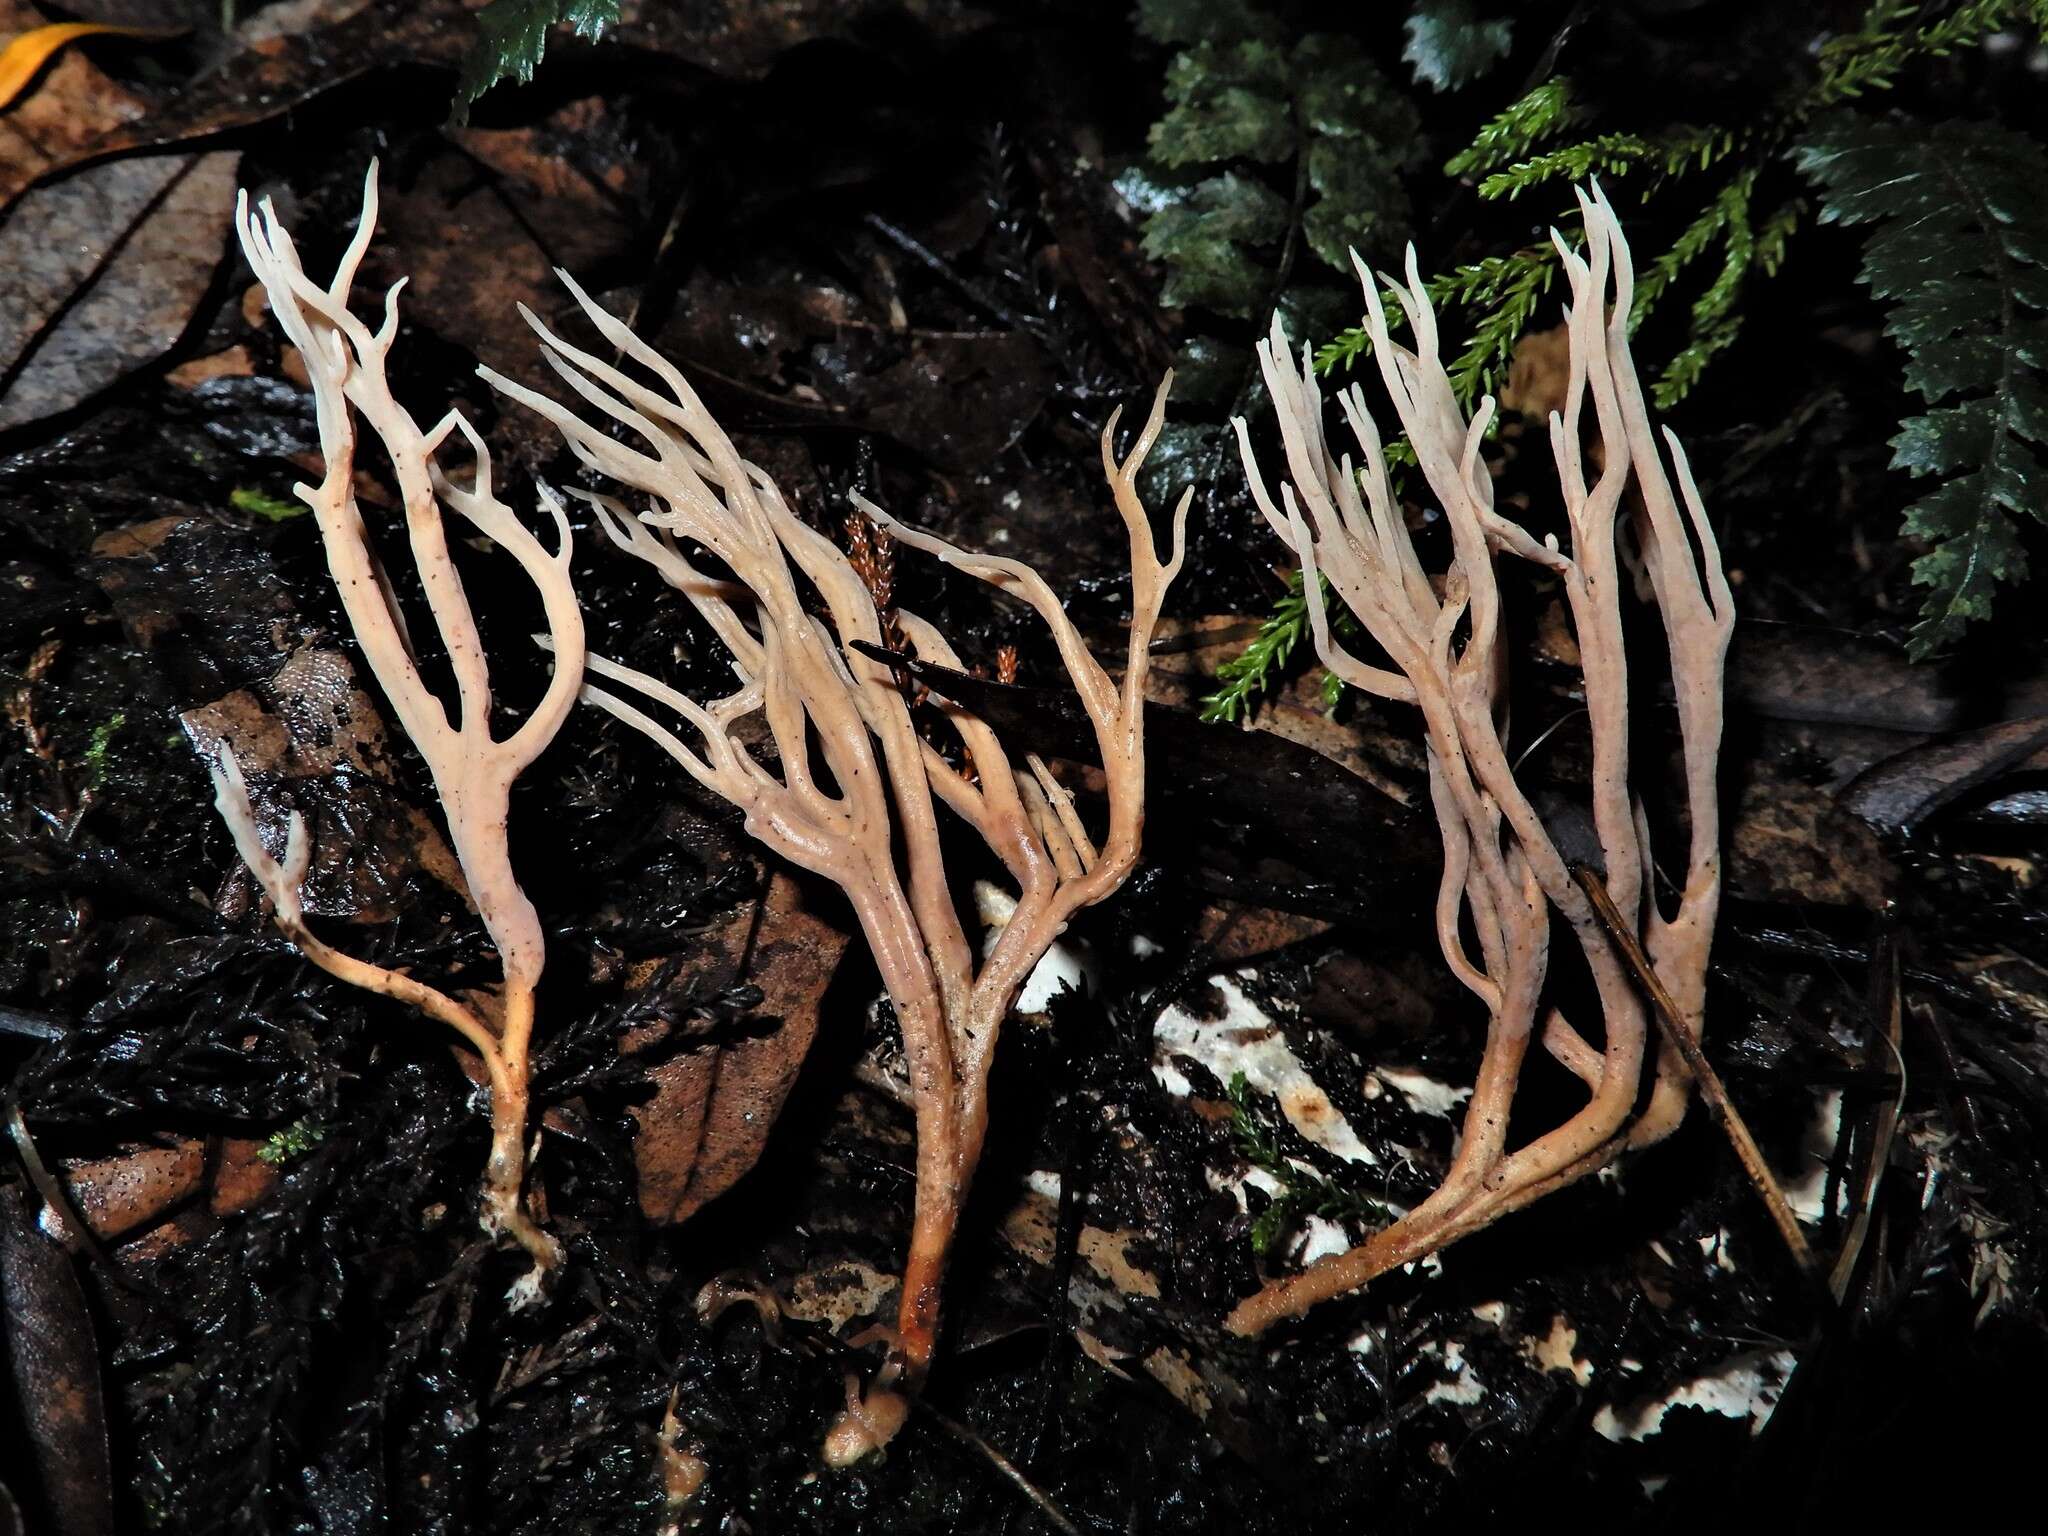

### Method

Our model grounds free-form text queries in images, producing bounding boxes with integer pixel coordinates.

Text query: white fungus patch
[1296,1215,1352,1265]
[1371,1067,1473,1120]
[1591,1349,1798,1442]
[1782,1088,1850,1224]
[973,880,1092,1013]
[1420,1339,1486,1406]
[1698,1227,1738,1272]
[1523,1315,1594,1386]
[1152,973,1377,1165]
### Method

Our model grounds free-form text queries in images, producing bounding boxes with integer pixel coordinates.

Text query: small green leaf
[230,487,306,522]
[83,713,124,789]
[1445,77,1579,179]
[1293,34,1415,142]
[1797,112,2048,654]
[1250,1195,1296,1257]
[258,1120,328,1165]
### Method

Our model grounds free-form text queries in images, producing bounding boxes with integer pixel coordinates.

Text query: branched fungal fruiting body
[1227,184,1734,1333]
[213,167,586,1285]
[482,280,1185,1456]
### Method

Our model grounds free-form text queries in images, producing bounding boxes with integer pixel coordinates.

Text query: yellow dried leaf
[0,21,181,112]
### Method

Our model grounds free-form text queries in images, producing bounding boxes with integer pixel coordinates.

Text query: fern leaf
[1135,23,1413,322]
[1141,172,1291,317]
[1200,568,1359,722]
[454,0,619,121]
[1816,0,2033,104]
[1151,41,1293,167]
[1797,114,2048,654]
[1445,77,1579,178]
[1402,0,1513,94]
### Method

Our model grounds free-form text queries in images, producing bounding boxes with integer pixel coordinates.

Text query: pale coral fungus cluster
[1224,184,1734,1334]
[208,164,1736,1467]
[215,165,1182,1457]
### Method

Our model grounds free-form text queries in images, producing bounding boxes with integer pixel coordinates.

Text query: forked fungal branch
[211,167,587,1284]
[1226,184,1735,1333]
[480,279,1185,1459]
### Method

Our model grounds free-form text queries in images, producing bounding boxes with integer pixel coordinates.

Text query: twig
[1570,863,1820,1282]
[3,1096,119,1272]
[1829,908,1905,1303]
[861,213,1039,334]
[0,1003,65,1041]
[918,1398,1085,1536]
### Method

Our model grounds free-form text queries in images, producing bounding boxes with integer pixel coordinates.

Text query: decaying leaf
[0,0,146,207]
[611,0,985,79]
[5,0,474,204]
[1843,713,2048,834]
[90,513,469,921]
[55,1138,203,1241]
[0,1185,114,1536]
[1729,759,1896,910]
[0,19,180,113]
[625,870,849,1225]
[372,127,636,392]
[0,151,240,432]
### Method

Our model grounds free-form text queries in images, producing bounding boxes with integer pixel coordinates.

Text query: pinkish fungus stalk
[481,280,1184,1457]
[1225,185,1734,1334]
[210,167,586,1289]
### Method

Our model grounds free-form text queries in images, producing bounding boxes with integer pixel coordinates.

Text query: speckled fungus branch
[482,281,1184,1459]
[209,166,587,1286]
[1225,185,1734,1334]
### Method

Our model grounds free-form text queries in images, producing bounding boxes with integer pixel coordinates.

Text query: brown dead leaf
[0,0,146,206]
[450,96,644,275]
[1144,614,1420,807]
[0,20,180,113]
[0,149,239,431]
[207,1136,279,1218]
[368,133,635,428]
[613,0,987,78]
[1190,902,1330,965]
[368,148,559,377]
[0,1185,114,1536]
[176,647,470,922]
[91,513,468,919]
[780,1260,898,1335]
[1729,761,1895,910]
[1730,621,1964,735]
[1841,714,2048,834]
[3,1,477,210]
[626,870,850,1225]
[57,1139,203,1241]
[165,343,254,389]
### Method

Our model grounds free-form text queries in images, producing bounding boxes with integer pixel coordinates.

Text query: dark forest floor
[2,4,2046,1533]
